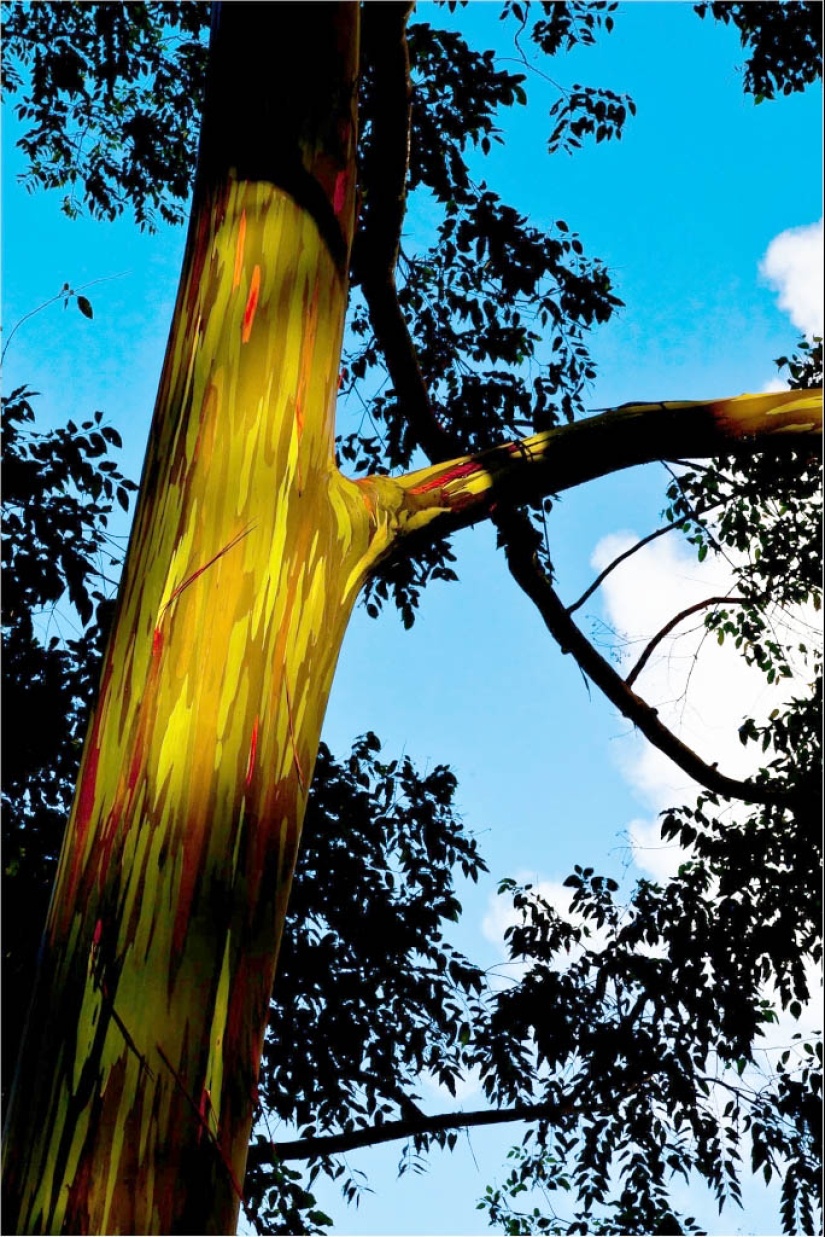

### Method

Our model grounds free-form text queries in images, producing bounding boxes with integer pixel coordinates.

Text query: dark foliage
[1,385,137,1097]
[248,733,489,1232]
[694,1,822,100]
[1,1,210,228]
[475,340,822,1234]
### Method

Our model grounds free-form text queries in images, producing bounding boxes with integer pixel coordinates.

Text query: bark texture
[2,7,366,1234]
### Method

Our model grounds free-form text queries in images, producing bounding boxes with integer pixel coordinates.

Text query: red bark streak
[75,741,101,855]
[198,1088,212,1145]
[95,803,124,891]
[407,459,481,495]
[156,1047,246,1203]
[184,201,216,322]
[152,626,164,659]
[64,1150,93,1236]
[64,659,113,914]
[333,169,348,216]
[233,210,247,290]
[245,716,259,788]
[172,843,201,960]
[241,265,261,343]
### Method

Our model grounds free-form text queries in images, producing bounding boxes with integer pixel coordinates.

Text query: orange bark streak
[283,679,306,793]
[233,210,247,290]
[241,264,261,343]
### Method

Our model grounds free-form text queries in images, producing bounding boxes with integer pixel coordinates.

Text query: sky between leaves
[1,3,822,1234]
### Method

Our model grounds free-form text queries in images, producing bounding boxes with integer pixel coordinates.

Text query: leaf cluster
[475,816,821,1234]
[473,341,822,1234]
[1,1,210,228]
[694,1,822,101]
[246,733,490,1230]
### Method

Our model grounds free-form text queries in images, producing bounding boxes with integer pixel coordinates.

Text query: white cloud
[761,375,790,394]
[759,218,823,338]
[591,531,776,814]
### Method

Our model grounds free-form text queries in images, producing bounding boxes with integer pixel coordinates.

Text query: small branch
[2,272,127,362]
[625,594,749,688]
[567,517,717,616]
[662,461,730,563]
[494,506,798,812]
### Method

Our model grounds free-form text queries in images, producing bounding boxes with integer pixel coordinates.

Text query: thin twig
[2,272,128,362]
[494,505,799,812]
[625,594,749,689]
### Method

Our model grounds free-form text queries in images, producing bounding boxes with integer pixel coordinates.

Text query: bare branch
[625,594,749,689]
[377,392,823,550]
[566,512,721,616]
[493,506,799,812]
[354,2,456,465]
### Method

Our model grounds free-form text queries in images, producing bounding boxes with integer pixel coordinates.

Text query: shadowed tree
[2,3,821,1235]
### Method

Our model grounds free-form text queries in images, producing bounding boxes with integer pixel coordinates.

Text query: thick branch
[246,1097,571,1170]
[385,391,823,543]
[494,506,799,812]
[625,595,748,688]
[355,2,458,464]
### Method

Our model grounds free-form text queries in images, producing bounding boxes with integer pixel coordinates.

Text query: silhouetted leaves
[1,386,137,1097]
[694,1,822,100]
[2,1,210,228]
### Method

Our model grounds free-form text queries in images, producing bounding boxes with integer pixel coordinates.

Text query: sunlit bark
[2,6,367,1234]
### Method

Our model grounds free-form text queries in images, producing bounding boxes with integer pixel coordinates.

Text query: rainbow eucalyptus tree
[2,4,822,1235]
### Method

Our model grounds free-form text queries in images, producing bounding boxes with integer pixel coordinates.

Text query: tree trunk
[2,6,366,1234]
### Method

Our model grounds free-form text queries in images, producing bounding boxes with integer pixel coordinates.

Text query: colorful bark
[2,6,368,1235]
[391,390,823,543]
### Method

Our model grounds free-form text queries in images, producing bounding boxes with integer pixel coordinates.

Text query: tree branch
[625,594,749,688]
[354,1,457,465]
[246,1096,573,1170]
[379,392,822,545]
[566,508,722,616]
[493,506,799,812]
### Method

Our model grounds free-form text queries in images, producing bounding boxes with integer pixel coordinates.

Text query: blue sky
[2,3,822,1234]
